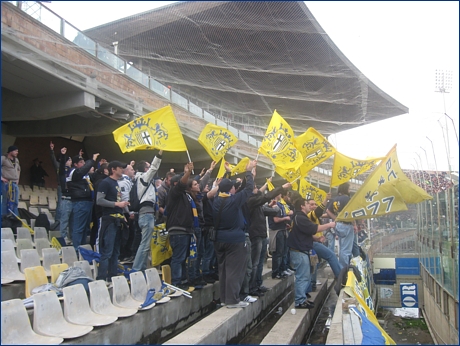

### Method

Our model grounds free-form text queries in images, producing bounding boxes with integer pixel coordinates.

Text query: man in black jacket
[287,198,335,308]
[67,152,99,251]
[247,179,291,296]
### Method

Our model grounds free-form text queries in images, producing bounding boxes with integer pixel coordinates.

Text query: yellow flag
[336,145,432,221]
[112,105,187,153]
[331,152,384,187]
[266,178,275,191]
[298,179,327,206]
[216,158,227,178]
[198,123,238,162]
[259,110,303,170]
[275,166,301,183]
[294,127,336,175]
[231,157,250,175]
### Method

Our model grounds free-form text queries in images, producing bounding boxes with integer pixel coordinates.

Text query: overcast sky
[44,1,459,171]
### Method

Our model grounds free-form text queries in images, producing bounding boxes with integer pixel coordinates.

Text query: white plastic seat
[34,227,48,239]
[42,248,61,276]
[112,276,143,310]
[88,280,137,318]
[21,191,30,201]
[20,249,41,273]
[33,291,93,339]
[16,238,34,259]
[1,299,63,345]
[35,238,51,259]
[40,207,50,214]
[1,250,25,281]
[29,207,40,216]
[145,267,180,299]
[48,198,57,211]
[63,284,117,327]
[48,230,61,242]
[61,246,78,266]
[129,271,156,310]
[1,239,20,263]
[38,195,48,206]
[73,261,93,279]
[18,201,27,209]
[1,228,16,246]
[79,244,93,251]
[29,195,39,206]
[16,227,34,243]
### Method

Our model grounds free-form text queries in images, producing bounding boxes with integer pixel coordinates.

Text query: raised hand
[50,141,54,150]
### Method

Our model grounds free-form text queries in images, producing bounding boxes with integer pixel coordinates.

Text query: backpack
[129,177,153,212]
[35,213,51,231]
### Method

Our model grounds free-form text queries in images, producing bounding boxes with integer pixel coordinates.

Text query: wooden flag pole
[289,175,302,185]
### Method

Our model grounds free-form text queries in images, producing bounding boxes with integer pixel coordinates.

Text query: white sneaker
[227,301,249,308]
[65,237,73,245]
[287,269,295,274]
[283,270,293,276]
[243,295,257,303]
[316,281,322,285]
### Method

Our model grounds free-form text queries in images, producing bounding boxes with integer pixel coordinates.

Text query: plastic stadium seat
[38,195,48,206]
[1,299,63,345]
[24,266,48,298]
[111,276,143,310]
[35,238,51,259]
[29,207,40,216]
[145,268,182,298]
[129,271,156,309]
[18,201,27,209]
[33,291,93,339]
[1,250,25,281]
[34,227,48,240]
[1,228,16,246]
[29,194,39,206]
[88,280,137,318]
[161,264,172,284]
[21,191,30,201]
[48,231,61,242]
[61,246,78,266]
[50,263,68,284]
[16,227,34,243]
[42,248,61,277]
[20,249,41,273]
[16,238,34,259]
[48,199,57,211]
[63,284,117,327]
[73,261,93,279]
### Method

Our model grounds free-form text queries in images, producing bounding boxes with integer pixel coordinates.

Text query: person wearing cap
[96,160,130,283]
[67,152,99,250]
[1,145,21,217]
[212,159,257,309]
[131,151,163,272]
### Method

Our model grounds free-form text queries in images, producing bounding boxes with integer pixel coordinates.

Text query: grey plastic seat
[73,261,93,279]
[42,248,61,276]
[48,230,61,242]
[1,239,20,263]
[16,238,34,259]
[33,291,93,339]
[1,250,25,281]
[129,271,156,310]
[16,227,34,243]
[1,228,16,246]
[20,249,41,273]
[18,201,28,209]
[88,280,137,318]
[63,284,117,327]
[112,276,143,310]
[145,267,179,299]
[1,299,64,345]
[29,206,40,215]
[61,246,78,266]
[35,238,51,259]
[34,227,48,240]
[79,244,93,251]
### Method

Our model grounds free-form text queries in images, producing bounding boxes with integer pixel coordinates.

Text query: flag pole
[289,175,302,185]
[8,208,34,234]
[186,150,195,174]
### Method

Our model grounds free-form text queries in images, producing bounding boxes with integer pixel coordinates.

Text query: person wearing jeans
[287,197,335,308]
[1,146,21,217]
[96,160,129,282]
[131,152,163,272]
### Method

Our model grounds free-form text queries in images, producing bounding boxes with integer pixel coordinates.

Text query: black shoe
[306,293,311,298]
[258,286,270,292]
[177,284,190,291]
[203,275,216,284]
[191,278,208,287]
[249,291,264,297]
[296,301,314,309]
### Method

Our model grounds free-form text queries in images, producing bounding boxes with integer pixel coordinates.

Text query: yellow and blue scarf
[186,193,199,228]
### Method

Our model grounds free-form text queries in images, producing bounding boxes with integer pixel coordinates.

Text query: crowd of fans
[404,170,454,194]
[2,143,368,309]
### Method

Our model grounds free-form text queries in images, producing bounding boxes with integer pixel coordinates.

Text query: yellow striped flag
[336,145,432,222]
[331,152,384,187]
[266,178,275,191]
[259,110,303,170]
[298,179,327,206]
[112,105,187,153]
[216,159,227,178]
[216,157,250,178]
[198,123,238,162]
[294,127,336,176]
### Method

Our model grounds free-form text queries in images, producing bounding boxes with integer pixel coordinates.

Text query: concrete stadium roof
[84,1,408,139]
